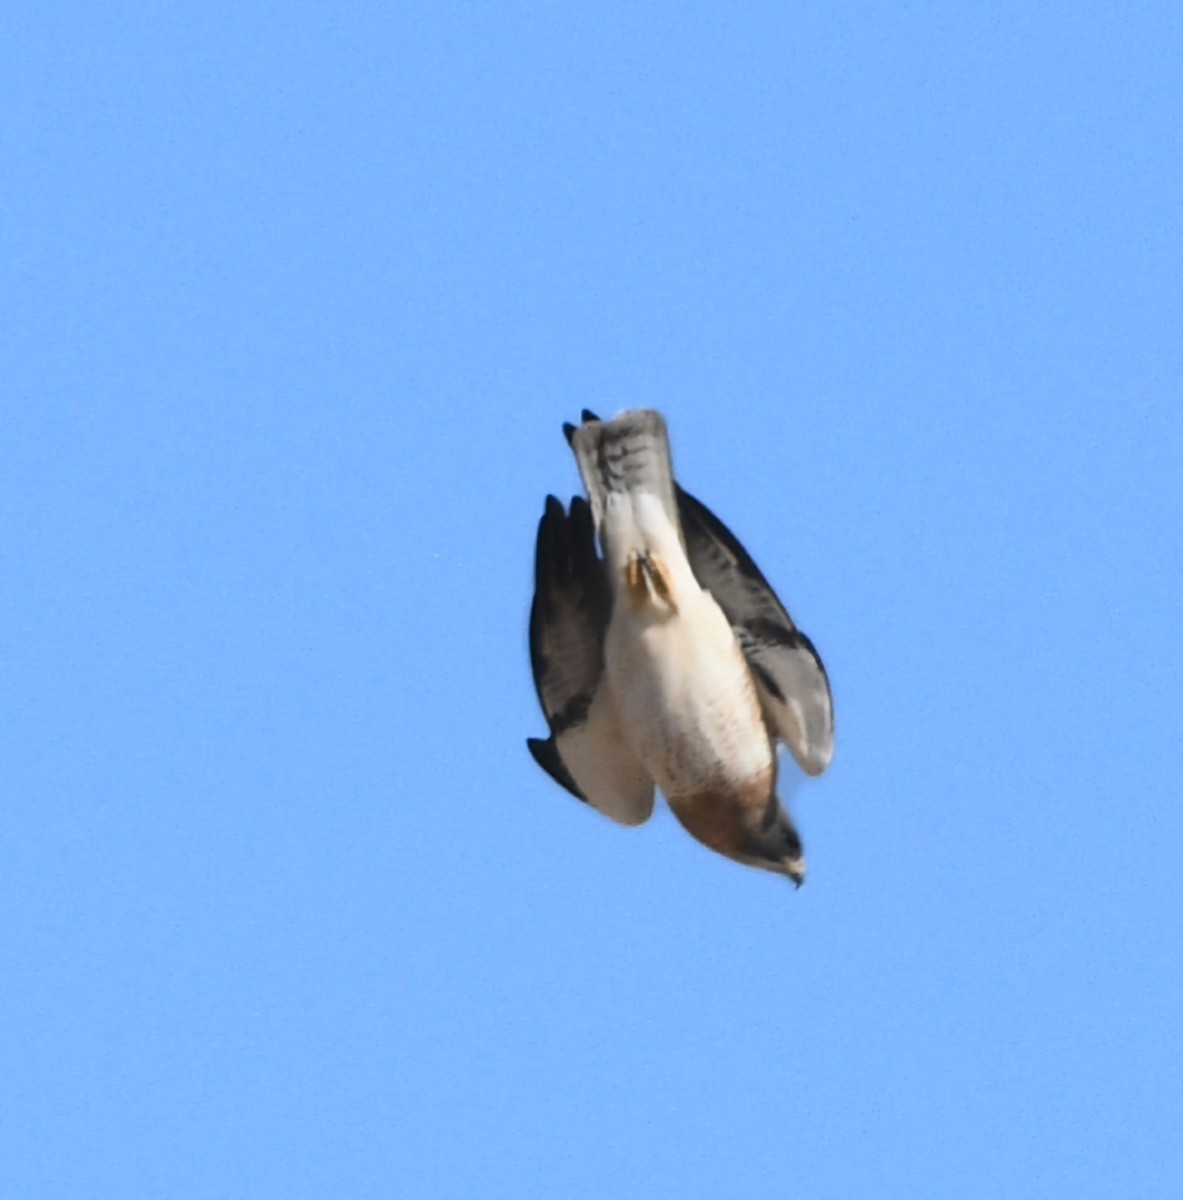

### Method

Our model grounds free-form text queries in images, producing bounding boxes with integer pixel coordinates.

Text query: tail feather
[570,409,679,537]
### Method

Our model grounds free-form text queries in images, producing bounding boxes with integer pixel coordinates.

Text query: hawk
[527,409,833,884]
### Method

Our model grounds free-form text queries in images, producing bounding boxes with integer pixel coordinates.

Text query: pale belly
[604,589,773,799]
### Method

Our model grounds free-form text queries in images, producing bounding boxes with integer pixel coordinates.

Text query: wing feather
[527,494,655,825]
[677,486,834,776]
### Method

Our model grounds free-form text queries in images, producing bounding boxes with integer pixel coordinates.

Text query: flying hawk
[527,409,833,884]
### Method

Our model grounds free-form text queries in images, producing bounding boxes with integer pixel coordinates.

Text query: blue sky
[3,4,1181,1196]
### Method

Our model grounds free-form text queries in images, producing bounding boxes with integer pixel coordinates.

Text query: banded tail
[569,410,689,600]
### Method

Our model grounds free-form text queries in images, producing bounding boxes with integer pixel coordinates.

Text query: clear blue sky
[3,5,1180,1197]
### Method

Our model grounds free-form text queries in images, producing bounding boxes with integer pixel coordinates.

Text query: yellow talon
[624,552,678,613]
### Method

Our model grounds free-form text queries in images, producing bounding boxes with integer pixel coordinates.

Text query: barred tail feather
[570,410,678,533]
[570,409,686,583]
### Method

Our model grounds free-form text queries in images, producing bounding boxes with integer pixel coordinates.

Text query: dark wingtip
[534,495,567,596]
[562,421,577,445]
[526,736,587,803]
[581,408,601,424]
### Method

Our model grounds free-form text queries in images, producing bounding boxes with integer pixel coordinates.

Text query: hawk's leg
[625,551,678,613]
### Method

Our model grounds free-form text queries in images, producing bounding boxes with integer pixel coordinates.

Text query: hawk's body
[528,409,833,883]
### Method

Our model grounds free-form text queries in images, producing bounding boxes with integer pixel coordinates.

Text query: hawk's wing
[527,495,655,825]
[676,486,834,776]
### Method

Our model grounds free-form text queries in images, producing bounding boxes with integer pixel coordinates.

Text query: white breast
[605,584,773,799]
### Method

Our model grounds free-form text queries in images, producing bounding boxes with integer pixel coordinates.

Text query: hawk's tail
[569,409,688,606]
[569,409,679,539]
